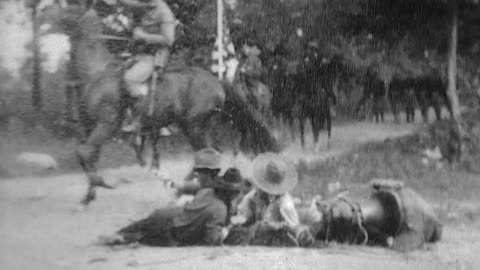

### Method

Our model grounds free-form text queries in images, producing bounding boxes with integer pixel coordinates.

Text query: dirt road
[1,119,479,270]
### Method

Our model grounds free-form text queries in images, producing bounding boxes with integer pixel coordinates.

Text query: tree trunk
[446,0,461,125]
[65,41,80,122]
[477,85,480,105]
[31,6,42,110]
[476,76,480,105]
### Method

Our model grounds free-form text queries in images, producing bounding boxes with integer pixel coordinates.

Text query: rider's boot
[121,110,142,133]
[121,82,148,133]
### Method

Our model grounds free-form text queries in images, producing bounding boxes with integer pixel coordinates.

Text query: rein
[92,34,130,41]
[326,196,369,245]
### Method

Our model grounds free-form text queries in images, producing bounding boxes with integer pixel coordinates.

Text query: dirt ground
[1,114,479,270]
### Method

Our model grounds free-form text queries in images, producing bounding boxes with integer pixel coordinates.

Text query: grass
[291,110,480,223]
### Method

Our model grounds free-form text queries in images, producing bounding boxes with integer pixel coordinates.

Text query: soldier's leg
[154,47,170,75]
[122,56,154,132]
[124,56,154,97]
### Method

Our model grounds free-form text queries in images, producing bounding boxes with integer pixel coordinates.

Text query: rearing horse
[58,6,278,206]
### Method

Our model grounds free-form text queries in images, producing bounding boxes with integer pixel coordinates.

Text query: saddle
[325,179,405,245]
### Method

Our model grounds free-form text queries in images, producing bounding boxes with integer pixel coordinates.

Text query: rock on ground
[15,152,59,171]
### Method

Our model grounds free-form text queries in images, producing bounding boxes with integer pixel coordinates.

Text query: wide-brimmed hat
[193,148,222,170]
[251,153,298,195]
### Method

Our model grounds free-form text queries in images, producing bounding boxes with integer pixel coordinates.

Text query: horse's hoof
[72,204,88,213]
[91,177,114,189]
[150,169,167,180]
[96,182,114,189]
[81,188,96,206]
[117,178,132,185]
[81,197,93,207]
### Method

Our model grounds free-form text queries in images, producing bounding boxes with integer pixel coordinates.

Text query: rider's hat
[193,148,222,170]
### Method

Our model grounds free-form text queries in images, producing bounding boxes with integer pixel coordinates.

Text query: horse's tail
[221,82,281,155]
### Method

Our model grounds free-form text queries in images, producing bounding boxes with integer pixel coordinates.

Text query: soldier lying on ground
[97,149,242,246]
[301,179,442,251]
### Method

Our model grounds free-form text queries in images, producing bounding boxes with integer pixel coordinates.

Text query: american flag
[211,14,238,83]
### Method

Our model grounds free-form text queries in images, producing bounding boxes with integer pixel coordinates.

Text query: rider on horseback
[240,41,263,90]
[102,0,177,132]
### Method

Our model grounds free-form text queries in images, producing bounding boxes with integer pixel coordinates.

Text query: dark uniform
[118,188,228,246]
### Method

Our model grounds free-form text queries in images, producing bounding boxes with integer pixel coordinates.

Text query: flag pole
[217,0,224,80]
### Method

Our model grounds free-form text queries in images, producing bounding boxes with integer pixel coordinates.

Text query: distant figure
[240,43,263,87]
[357,67,386,122]
[239,42,267,109]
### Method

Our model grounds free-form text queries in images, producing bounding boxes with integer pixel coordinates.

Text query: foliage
[1,0,479,135]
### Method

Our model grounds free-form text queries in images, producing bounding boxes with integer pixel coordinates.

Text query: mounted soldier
[235,41,272,115]
[100,0,178,133]
[55,1,279,206]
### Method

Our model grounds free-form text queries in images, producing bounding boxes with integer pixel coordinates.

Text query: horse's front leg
[132,133,147,167]
[299,117,306,150]
[150,129,160,171]
[77,119,118,206]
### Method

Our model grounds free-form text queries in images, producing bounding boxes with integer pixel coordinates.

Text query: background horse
[413,75,453,122]
[356,69,387,123]
[389,77,417,123]
[58,6,278,206]
[297,55,339,151]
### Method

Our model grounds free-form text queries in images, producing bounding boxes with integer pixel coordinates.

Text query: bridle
[324,195,369,245]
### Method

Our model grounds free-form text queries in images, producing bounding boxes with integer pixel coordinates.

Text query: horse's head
[54,1,116,77]
[55,1,103,40]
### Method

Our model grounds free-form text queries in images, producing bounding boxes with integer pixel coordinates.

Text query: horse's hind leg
[391,100,399,123]
[77,121,118,206]
[419,98,429,123]
[432,93,443,121]
[286,116,296,141]
[311,115,319,146]
[310,114,321,152]
[434,105,442,121]
[132,133,146,167]
[299,117,306,150]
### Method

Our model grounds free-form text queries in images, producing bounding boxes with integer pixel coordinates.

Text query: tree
[324,0,479,126]
[447,0,461,126]
[25,0,43,111]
